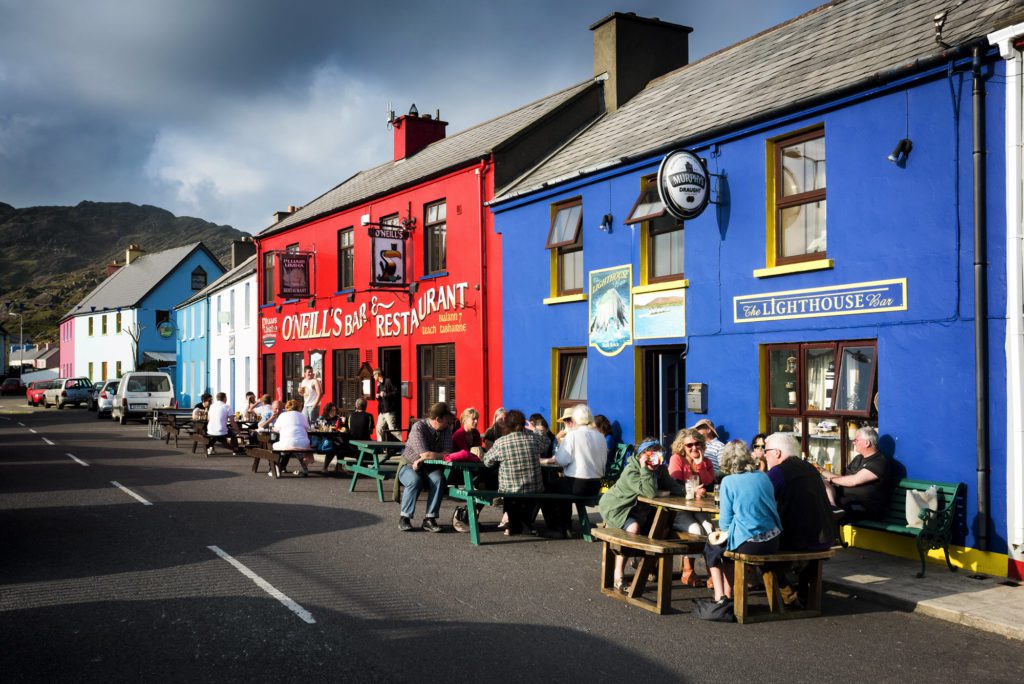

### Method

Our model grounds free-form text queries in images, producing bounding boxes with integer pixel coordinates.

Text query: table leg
[601,543,615,590]
[348,450,366,492]
[462,470,481,546]
[372,454,384,502]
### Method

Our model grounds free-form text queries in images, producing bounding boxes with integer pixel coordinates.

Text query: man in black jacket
[373,369,399,441]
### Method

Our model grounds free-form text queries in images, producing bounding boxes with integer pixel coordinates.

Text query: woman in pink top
[668,428,716,586]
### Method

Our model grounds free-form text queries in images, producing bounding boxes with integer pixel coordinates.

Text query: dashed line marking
[111,481,152,506]
[66,453,89,466]
[29,428,37,433]
[42,437,55,446]
[207,545,316,624]
[17,421,25,426]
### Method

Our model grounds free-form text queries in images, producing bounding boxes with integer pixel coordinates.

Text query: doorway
[379,346,402,426]
[642,346,687,449]
[282,352,304,402]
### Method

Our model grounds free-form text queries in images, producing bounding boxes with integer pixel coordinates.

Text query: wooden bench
[248,447,317,478]
[847,478,964,578]
[191,421,210,456]
[448,488,601,546]
[343,441,405,502]
[725,548,837,624]
[593,526,703,614]
[162,417,181,448]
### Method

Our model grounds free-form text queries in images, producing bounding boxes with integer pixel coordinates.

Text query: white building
[205,255,257,412]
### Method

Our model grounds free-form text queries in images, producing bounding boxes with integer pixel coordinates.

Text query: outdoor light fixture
[408,282,420,296]
[887,138,913,165]
[346,292,356,303]
[307,297,316,309]
[599,213,613,233]
[275,304,283,314]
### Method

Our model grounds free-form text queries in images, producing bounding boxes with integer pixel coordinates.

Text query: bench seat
[448,487,600,545]
[725,548,837,624]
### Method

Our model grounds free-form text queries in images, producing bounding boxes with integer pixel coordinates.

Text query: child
[598,438,663,592]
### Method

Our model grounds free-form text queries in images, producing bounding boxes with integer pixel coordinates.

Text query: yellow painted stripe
[542,293,587,305]
[752,259,835,278]
[631,279,689,294]
[840,526,1010,577]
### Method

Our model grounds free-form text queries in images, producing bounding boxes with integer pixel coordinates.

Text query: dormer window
[191,266,207,290]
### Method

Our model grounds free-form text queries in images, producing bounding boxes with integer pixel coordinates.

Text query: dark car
[1,377,26,395]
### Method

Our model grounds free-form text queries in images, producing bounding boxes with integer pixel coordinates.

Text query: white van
[112,371,175,424]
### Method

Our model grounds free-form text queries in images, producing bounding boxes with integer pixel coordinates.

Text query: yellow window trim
[753,258,834,278]
[763,124,827,272]
[632,279,688,295]
[543,293,588,305]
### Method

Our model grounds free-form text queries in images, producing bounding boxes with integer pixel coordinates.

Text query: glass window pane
[560,250,582,292]
[781,137,825,197]
[781,200,826,257]
[552,204,581,244]
[804,347,834,411]
[807,417,840,471]
[835,346,875,412]
[769,415,802,441]
[651,225,684,279]
[769,348,800,410]
[563,356,587,401]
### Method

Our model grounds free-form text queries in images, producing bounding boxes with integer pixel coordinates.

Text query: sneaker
[206,447,214,456]
[422,518,442,533]
[399,516,413,532]
[452,507,469,533]
[267,470,275,477]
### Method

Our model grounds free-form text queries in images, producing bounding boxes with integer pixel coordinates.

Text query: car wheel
[27,399,32,407]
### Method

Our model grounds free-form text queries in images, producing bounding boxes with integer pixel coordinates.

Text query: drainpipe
[478,158,492,421]
[972,45,990,551]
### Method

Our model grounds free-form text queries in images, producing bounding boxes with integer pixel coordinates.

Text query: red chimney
[393,106,447,161]
[107,261,122,277]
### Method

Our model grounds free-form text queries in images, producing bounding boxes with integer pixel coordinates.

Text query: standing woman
[541,404,607,538]
[668,428,717,585]
[298,365,322,423]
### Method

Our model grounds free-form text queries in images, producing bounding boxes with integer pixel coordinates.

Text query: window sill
[420,271,448,281]
[334,289,355,296]
[259,303,276,309]
[543,293,588,305]
[632,279,688,294]
[753,259,834,278]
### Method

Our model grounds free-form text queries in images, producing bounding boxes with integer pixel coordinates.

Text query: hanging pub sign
[278,252,311,298]
[370,225,408,288]
[657,149,710,220]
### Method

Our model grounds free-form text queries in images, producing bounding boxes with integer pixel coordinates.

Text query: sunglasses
[683,442,702,449]
[753,443,766,449]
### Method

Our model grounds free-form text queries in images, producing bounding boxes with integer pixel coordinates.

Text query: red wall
[255,160,502,428]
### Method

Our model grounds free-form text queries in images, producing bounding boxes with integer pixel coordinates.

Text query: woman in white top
[541,404,607,538]
[273,399,312,476]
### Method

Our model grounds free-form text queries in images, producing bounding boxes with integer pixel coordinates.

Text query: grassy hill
[0,201,250,344]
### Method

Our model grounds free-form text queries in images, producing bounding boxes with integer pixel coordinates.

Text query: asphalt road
[1,396,1022,683]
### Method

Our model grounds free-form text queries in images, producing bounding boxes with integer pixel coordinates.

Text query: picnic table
[148,408,195,439]
[344,440,406,501]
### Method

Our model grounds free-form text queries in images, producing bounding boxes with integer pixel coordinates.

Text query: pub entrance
[379,346,402,431]
[641,345,687,448]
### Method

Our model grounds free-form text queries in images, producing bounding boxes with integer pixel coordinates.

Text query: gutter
[972,45,990,551]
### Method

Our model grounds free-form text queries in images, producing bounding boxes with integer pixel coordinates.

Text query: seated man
[258,400,282,432]
[481,409,545,536]
[822,427,891,522]
[206,392,244,455]
[398,402,454,532]
[692,418,725,470]
[765,432,835,551]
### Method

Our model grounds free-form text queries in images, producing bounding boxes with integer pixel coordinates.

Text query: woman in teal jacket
[599,439,663,592]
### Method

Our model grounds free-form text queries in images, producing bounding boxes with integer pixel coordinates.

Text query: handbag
[694,597,734,622]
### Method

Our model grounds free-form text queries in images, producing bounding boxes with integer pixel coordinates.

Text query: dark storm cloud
[0,0,822,232]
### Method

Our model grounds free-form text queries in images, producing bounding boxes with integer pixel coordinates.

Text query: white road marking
[207,545,316,624]
[110,481,153,506]
[42,438,55,445]
[29,428,37,433]
[66,453,89,466]
[17,421,25,426]
[0,416,9,421]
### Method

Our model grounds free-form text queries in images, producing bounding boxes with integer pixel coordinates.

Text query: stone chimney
[393,105,447,161]
[106,261,122,277]
[273,205,301,224]
[231,236,256,269]
[125,244,145,265]
[590,13,692,114]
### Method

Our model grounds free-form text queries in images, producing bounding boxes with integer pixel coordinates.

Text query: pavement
[823,546,1024,642]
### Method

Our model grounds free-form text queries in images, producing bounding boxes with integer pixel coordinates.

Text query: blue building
[491,1,1022,576]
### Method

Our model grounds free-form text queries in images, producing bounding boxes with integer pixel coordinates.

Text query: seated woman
[244,392,258,420]
[452,407,483,459]
[315,401,345,471]
[593,414,617,468]
[528,413,556,459]
[319,402,343,429]
[598,438,663,592]
[272,399,312,476]
[541,404,607,538]
[668,428,716,586]
[699,440,782,617]
[481,409,545,536]
[751,433,768,472]
[192,393,212,421]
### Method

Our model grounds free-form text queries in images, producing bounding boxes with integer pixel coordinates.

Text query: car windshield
[127,376,170,393]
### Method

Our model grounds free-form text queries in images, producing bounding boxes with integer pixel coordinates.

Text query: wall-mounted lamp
[307,297,316,309]
[408,282,420,297]
[346,292,356,303]
[887,138,913,166]
[599,213,613,233]
[274,304,283,314]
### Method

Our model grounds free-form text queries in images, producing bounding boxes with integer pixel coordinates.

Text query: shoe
[422,518,442,533]
[267,470,275,477]
[681,570,700,587]
[540,528,570,540]
[614,577,628,594]
[297,469,308,477]
[452,507,469,533]
[779,585,803,609]
[206,447,214,456]
[399,516,413,532]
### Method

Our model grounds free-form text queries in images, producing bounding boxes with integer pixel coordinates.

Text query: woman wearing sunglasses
[668,428,717,586]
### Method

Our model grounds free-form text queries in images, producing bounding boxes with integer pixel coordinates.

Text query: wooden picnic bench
[847,478,964,578]
[725,547,837,624]
[248,446,317,478]
[161,416,181,447]
[593,526,703,614]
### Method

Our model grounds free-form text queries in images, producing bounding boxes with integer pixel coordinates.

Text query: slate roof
[175,254,256,309]
[64,243,222,320]
[494,0,1023,202]
[258,77,601,237]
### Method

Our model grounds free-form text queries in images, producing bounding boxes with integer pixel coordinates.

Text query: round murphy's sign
[657,150,710,220]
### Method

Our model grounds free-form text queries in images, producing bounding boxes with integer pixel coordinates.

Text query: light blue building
[490,2,1020,575]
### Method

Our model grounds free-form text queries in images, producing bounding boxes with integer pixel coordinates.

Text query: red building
[255,82,603,429]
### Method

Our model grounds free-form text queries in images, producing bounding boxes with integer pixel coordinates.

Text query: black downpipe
[972,45,989,551]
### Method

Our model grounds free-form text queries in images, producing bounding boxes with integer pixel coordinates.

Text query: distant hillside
[0,201,250,343]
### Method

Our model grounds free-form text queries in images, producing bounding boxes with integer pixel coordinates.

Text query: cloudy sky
[0,0,821,234]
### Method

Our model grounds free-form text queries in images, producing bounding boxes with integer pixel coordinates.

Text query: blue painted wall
[176,298,209,408]
[493,59,1008,553]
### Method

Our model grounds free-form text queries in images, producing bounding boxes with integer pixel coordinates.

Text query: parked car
[1,377,26,395]
[26,380,51,406]
[112,371,175,424]
[95,379,119,419]
[42,377,93,409]
[87,381,104,410]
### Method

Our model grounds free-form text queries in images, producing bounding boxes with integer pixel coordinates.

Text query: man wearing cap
[373,369,399,441]
[693,418,725,470]
[398,402,454,532]
[554,407,575,443]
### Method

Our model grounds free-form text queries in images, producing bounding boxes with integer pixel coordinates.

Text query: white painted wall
[208,273,257,413]
[73,309,137,381]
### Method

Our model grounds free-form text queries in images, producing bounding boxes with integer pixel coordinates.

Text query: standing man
[398,402,454,532]
[299,365,322,423]
[373,368,399,441]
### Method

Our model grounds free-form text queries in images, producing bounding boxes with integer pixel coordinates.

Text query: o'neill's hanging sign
[657,149,710,220]
[370,224,408,288]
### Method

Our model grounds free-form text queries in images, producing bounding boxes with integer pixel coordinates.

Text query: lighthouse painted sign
[588,265,632,356]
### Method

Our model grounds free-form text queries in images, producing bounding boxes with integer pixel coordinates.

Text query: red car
[26,380,51,407]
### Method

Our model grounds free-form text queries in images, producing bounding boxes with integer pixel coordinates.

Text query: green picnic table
[345,440,406,502]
